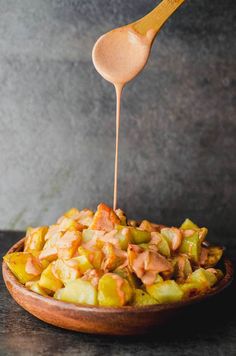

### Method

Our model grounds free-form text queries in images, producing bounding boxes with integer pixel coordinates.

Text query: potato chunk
[146,280,183,303]
[98,273,133,307]
[3,252,42,284]
[39,263,63,292]
[56,230,81,259]
[54,279,98,306]
[90,203,121,232]
[132,289,157,306]
[25,281,49,296]
[24,226,48,252]
[187,268,217,290]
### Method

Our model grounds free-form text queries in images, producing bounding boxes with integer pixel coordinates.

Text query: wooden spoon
[132,0,185,38]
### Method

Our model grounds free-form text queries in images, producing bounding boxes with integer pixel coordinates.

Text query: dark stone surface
[0,1,235,249]
[1,231,236,355]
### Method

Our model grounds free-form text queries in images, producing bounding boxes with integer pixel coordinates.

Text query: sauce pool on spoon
[92,27,155,210]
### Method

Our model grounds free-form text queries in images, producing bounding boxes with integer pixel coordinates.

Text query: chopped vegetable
[3,203,225,307]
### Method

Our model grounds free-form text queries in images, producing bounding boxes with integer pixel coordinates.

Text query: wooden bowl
[2,238,234,335]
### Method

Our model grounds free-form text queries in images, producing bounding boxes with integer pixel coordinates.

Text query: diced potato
[187,268,217,290]
[180,218,199,230]
[102,243,126,271]
[25,281,49,296]
[161,227,182,251]
[3,252,41,284]
[139,220,160,232]
[90,203,121,232]
[130,228,151,244]
[78,246,104,269]
[57,216,85,232]
[56,230,81,259]
[179,283,199,298]
[64,208,80,220]
[146,280,183,304]
[39,263,63,292]
[115,209,127,226]
[132,289,157,306]
[54,279,98,306]
[98,273,133,307]
[179,232,201,263]
[82,229,96,243]
[53,259,80,284]
[71,255,93,274]
[127,219,138,227]
[39,230,62,261]
[24,226,48,252]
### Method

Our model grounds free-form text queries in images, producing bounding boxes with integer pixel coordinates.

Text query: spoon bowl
[2,237,234,335]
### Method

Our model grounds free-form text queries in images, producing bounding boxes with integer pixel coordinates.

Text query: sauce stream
[92,27,154,210]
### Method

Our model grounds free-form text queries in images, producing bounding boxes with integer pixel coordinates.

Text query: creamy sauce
[92,27,155,210]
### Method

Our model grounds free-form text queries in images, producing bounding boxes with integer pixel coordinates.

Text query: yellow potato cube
[54,279,98,306]
[98,273,133,307]
[3,252,41,284]
[39,263,63,292]
[24,226,48,252]
[56,230,81,259]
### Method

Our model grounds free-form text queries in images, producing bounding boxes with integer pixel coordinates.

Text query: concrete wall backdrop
[0,0,235,246]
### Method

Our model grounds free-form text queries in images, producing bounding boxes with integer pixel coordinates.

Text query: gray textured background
[0,0,235,245]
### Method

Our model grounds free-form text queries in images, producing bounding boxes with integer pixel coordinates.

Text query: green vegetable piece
[187,268,217,289]
[180,218,199,230]
[179,232,201,263]
[54,279,98,306]
[114,267,140,289]
[146,280,183,304]
[98,273,133,307]
[130,228,151,244]
[132,289,157,306]
[157,236,171,257]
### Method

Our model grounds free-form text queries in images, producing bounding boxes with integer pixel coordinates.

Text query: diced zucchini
[130,228,151,244]
[180,218,199,230]
[179,232,201,263]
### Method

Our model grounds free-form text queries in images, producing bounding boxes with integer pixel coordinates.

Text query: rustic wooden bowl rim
[2,237,234,314]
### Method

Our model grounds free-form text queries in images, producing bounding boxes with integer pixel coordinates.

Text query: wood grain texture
[2,237,234,335]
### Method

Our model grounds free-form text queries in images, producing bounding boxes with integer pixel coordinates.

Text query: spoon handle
[132,0,185,36]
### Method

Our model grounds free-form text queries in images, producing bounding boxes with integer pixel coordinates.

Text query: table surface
[0,231,236,356]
